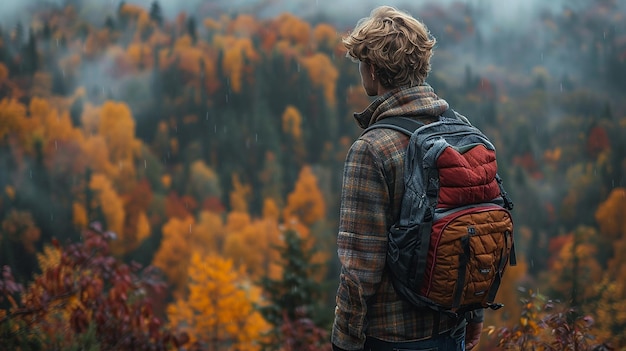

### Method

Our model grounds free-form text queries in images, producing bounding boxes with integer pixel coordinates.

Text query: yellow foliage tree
[540,226,604,305]
[593,254,626,347]
[228,14,260,37]
[126,42,153,69]
[313,23,338,50]
[213,34,259,93]
[230,174,252,213]
[98,100,140,186]
[592,189,626,346]
[152,215,195,295]
[281,105,302,140]
[262,198,280,222]
[595,187,626,240]
[193,210,225,255]
[119,3,147,22]
[0,62,8,84]
[299,53,339,106]
[281,166,329,281]
[167,253,270,350]
[72,202,88,229]
[223,215,282,282]
[0,98,28,143]
[276,13,311,47]
[29,97,81,147]
[283,166,326,226]
[81,134,117,178]
[89,173,125,254]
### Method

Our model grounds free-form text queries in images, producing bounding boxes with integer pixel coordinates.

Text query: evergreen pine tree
[104,16,115,31]
[186,16,197,44]
[149,1,164,27]
[23,28,38,74]
[257,229,327,348]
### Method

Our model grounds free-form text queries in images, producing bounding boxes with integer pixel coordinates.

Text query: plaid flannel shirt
[331,85,471,350]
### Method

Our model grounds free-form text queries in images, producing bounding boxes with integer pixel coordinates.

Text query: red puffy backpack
[363,110,516,317]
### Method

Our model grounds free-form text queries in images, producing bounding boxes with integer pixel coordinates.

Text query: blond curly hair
[343,6,436,88]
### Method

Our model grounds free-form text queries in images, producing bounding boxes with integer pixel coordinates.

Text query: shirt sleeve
[332,139,391,350]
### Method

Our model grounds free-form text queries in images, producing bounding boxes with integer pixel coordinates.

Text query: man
[332,6,483,351]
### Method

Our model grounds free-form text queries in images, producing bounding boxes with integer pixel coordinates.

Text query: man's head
[343,6,436,92]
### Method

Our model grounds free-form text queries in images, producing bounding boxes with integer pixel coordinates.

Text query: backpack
[363,109,516,318]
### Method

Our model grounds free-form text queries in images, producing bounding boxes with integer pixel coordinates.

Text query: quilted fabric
[422,206,513,309]
[436,145,500,208]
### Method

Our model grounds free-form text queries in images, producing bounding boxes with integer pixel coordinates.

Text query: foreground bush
[484,289,614,351]
[0,223,189,350]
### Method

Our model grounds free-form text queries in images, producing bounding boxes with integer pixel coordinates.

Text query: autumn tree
[281,105,306,164]
[591,188,626,347]
[89,173,127,255]
[152,215,195,295]
[97,100,141,188]
[187,159,222,206]
[281,166,329,281]
[282,166,325,227]
[539,226,604,309]
[595,188,626,240]
[167,253,270,350]
[221,206,282,282]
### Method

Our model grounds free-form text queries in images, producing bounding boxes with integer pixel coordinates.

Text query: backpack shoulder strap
[361,109,458,137]
[361,117,424,137]
[441,108,457,119]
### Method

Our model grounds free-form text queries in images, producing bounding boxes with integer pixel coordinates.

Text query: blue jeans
[363,320,466,351]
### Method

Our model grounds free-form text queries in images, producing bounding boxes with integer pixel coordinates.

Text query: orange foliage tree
[152,215,195,295]
[591,188,626,347]
[222,202,283,282]
[213,34,259,93]
[595,187,626,239]
[1,210,41,256]
[229,174,252,213]
[166,253,270,350]
[539,226,604,306]
[281,166,329,282]
[89,173,126,249]
[282,105,303,140]
[282,166,326,227]
[97,100,141,187]
[299,53,339,107]
[281,105,306,163]
[275,13,311,48]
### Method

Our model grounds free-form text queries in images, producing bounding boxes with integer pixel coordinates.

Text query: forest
[0,0,625,349]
